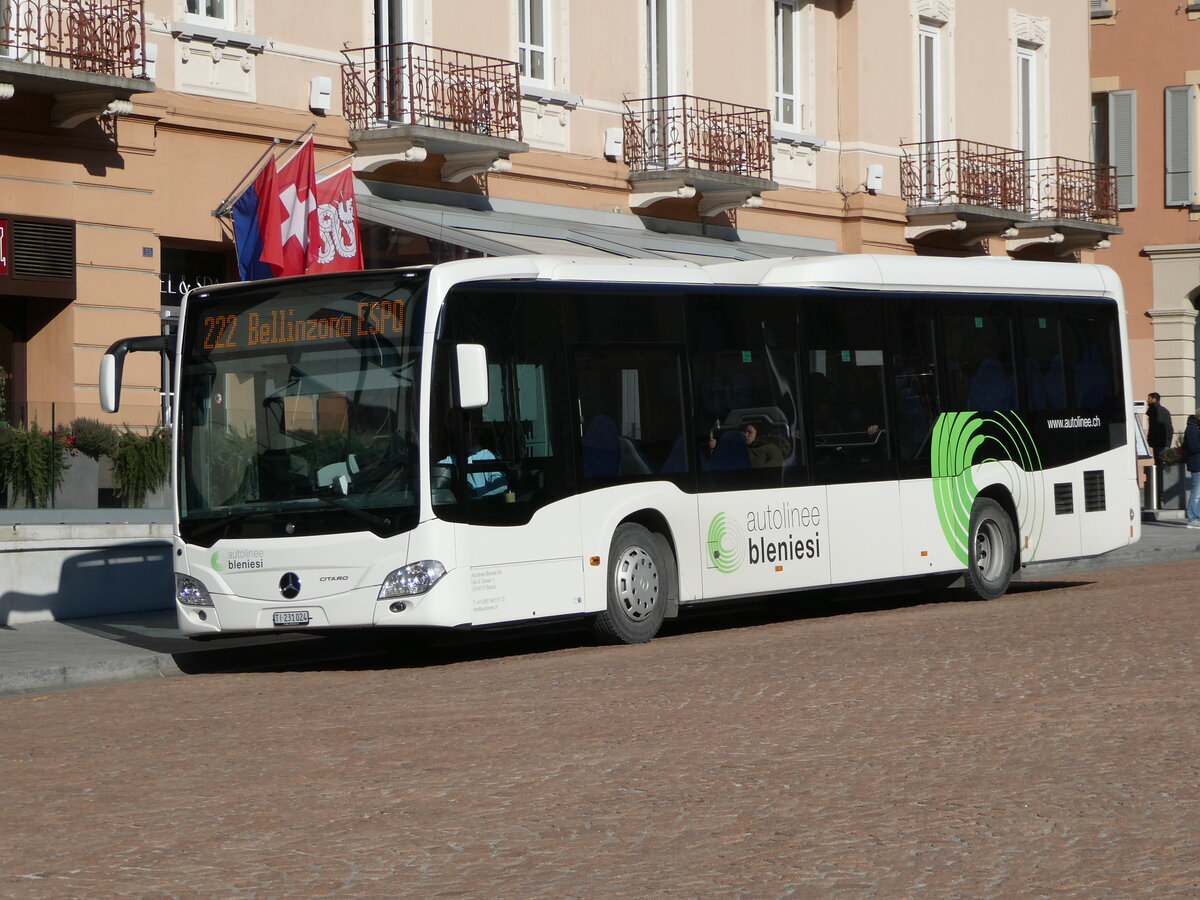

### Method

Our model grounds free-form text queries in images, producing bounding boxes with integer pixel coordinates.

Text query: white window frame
[374,0,412,123]
[917,20,943,147]
[774,1,802,128]
[376,0,410,47]
[1016,42,1042,160]
[518,0,550,87]
[646,0,672,97]
[185,0,237,31]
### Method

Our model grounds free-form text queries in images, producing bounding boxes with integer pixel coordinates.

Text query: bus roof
[705,254,1120,298]
[429,254,715,288]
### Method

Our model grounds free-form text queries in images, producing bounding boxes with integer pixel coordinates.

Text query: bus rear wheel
[594,523,669,644]
[962,497,1016,601]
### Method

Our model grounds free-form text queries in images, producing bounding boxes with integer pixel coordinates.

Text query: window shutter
[1090,0,1114,18]
[1109,89,1137,209]
[1165,84,1194,207]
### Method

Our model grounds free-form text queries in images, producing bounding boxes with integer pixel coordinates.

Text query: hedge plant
[111,425,171,507]
[0,423,70,508]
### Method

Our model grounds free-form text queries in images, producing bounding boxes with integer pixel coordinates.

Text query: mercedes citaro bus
[100,254,1139,643]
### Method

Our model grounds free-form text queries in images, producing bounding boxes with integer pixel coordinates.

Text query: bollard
[1143,464,1159,511]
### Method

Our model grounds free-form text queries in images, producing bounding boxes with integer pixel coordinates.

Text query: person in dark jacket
[1185,409,1200,527]
[1147,392,1174,503]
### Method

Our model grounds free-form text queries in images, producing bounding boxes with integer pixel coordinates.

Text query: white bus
[101,254,1139,643]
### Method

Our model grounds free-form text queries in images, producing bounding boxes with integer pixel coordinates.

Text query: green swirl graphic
[211,552,221,571]
[931,411,1045,564]
[706,512,744,574]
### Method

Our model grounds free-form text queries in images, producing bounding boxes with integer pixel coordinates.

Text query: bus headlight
[176,574,214,607]
[379,560,447,599]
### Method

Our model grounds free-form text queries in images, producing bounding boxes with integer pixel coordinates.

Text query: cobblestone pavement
[1,561,1197,899]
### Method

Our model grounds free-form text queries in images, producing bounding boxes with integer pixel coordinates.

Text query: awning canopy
[355,180,838,264]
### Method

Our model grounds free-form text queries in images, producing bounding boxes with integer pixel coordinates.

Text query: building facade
[1090,0,1200,428]
[1,0,1107,440]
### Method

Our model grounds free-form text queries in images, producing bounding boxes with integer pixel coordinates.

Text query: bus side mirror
[99,353,120,413]
[99,334,170,414]
[455,343,489,409]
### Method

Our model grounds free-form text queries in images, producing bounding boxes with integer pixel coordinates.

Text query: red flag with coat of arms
[306,163,364,274]
[260,136,317,277]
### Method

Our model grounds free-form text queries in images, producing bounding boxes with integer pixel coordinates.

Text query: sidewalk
[1,516,1195,698]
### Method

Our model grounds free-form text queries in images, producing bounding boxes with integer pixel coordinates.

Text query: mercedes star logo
[279,572,302,599]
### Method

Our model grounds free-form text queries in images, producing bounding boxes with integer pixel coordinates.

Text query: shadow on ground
[79,577,1098,679]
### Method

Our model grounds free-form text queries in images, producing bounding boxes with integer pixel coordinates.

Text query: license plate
[273,610,310,626]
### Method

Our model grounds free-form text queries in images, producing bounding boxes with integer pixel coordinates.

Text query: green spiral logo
[931,411,1044,564]
[706,512,745,574]
[211,552,221,571]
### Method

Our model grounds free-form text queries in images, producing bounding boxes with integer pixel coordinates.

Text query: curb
[3,654,183,697]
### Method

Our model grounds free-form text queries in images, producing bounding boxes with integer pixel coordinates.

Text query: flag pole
[272,122,320,170]
[316,152,357,175]
[212,122,318,218]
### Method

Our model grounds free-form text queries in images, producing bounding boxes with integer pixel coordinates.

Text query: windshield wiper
[188,509,261,541]
[311,494,392,531]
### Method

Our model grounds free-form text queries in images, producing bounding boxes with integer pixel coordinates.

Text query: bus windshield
[177,269,428,545]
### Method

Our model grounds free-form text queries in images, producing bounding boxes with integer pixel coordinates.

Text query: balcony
[1011,156,1121,254]
[622,95,777,216]
[900,139,1029,244]
[901,140,1120,253]
[342,42,528,182]
[0,0,153,127]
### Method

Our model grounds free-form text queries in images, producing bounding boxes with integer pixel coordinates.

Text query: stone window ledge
[522,85,581,110]
[772,126,825,150]
[169,21,266,53]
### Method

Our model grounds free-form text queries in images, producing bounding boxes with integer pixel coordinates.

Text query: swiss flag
[261,137,317,277]
[306,163,364,274]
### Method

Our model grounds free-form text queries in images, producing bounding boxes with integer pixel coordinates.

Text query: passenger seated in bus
[436,412,508,498]
[707,420,788,467]
[706,428,751,470]
[743,421,788,467]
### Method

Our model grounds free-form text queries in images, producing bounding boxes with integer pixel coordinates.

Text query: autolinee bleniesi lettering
[746,502,822,566]
[225,549,264,571]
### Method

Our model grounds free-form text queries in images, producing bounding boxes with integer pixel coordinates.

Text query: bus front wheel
[594,523,669,644]
[962,497,1015,601]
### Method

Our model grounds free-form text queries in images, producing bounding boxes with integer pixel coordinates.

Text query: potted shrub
[54,418,121,508]
[0,422,70,508]
[111,425,171,507]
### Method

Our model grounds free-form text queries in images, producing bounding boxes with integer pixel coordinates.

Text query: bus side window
[431,289,574,526]
[890,298,940,470]
[940,303,1018,412]
[804,296,892,484]
[689,295,804,491]
[573,348,687,484]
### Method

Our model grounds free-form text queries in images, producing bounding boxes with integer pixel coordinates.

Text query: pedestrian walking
[1146,392,1174,503]
[1186,409,1200,527]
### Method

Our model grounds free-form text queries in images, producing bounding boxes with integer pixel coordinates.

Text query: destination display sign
[199,299,405,352]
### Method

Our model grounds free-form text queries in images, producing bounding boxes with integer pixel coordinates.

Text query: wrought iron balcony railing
[622,95,773,180]
[342,42,522,141]
[900,139,1026,213]
[0,0,146,78]
[1026,156,1118,224]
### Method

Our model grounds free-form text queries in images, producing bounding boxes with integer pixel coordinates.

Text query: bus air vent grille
[1083,470,1106,512]
[1054,482,1074,515]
